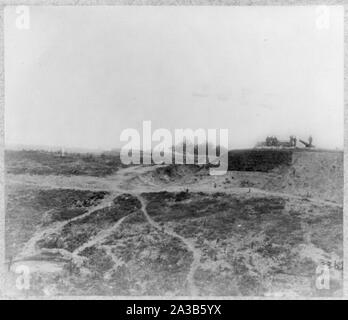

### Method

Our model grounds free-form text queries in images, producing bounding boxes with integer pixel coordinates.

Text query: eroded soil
[3,150,343,297]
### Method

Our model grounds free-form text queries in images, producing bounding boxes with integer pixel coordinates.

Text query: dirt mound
[214,149,343,204]
[146,164,209,184]
[133,150,343,204]
[268,150,343,203]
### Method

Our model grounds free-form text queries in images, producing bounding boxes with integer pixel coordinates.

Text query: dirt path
[73,216,128,256]
[135,193,201,296]
[7,165,342,209]
[16,192,117,259]
[247,187,341,208]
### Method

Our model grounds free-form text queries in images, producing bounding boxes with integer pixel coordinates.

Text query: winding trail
[7,166,342,209]
[16,192,118,261]
[135,194,201,296]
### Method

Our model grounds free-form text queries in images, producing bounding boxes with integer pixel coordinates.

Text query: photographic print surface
[2,5,344,297]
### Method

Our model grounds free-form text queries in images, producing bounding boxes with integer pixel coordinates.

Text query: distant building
[255,136,295,149]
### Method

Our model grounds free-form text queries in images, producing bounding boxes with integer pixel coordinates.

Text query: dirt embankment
[139,149,343,204]
[228,149,293,172]
[267,150,343,203]
[151,165,208,182]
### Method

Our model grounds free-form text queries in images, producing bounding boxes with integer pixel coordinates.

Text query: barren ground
[3,149,343,297]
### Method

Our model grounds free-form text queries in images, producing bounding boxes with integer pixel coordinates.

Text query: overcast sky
[5,6,344,150]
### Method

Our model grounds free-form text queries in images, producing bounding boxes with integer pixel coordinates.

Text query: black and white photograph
[0,4,344,299]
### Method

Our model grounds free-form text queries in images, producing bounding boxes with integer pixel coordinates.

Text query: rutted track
[73,215,128,256]
[16,192,118,261]
[8,170,342,209]
[135,194,201,296]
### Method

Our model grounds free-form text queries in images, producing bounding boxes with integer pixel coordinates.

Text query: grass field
[5,150,125,176]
